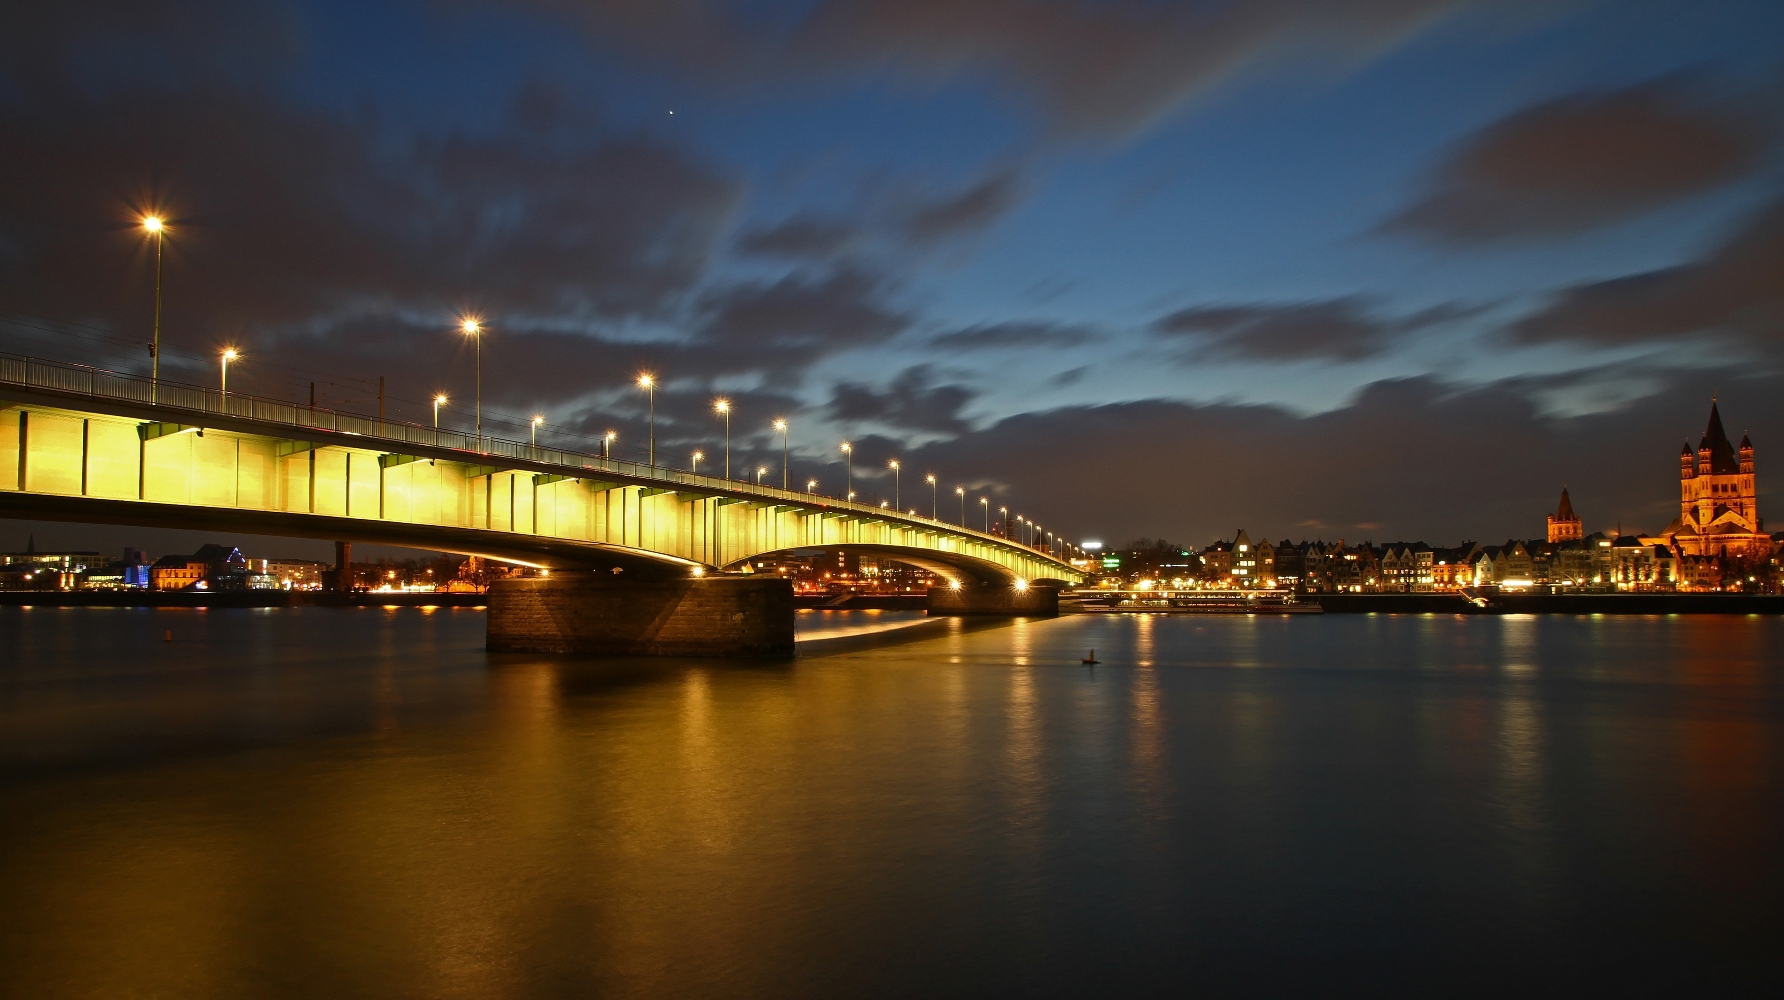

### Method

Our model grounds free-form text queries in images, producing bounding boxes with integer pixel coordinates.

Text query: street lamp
[460,318,482,450]
[756,466,767,485]
[889,460,900,509]
[926,474,937,519]
[142,215,165,403]
[807,478,818,494]
[774,419,788,488]
[692,450,703,474]
[638,374,656,468]
[603,430,616,461]
[955,486,965,526]
[981,496,990,532]
[531,415,543,447]
[841,442,852,497]
[714,398,731,478]
[433,394,447,429]
[219,348,238,395]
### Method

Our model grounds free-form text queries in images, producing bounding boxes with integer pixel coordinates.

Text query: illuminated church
[1666,401,1766,557]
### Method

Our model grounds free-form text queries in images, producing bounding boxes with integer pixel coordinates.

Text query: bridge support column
[487,574,794,656]
[332,541,352,592]
[927,584,1058,617]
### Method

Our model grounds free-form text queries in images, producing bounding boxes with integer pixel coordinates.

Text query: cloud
[511,0,1492,138]
[902,168,1024,242]
[0,85,741,337]
[735,216,861,259]
[695,265,913,358]
[1151,297,1472,363]
[1510,196,1784,349]
[902,368,1784,547]
[928,320,1097,352]
[1383,78,1771,242]
[827,364,977,433]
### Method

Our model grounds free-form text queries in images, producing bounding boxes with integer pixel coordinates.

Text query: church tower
[1672,400,1762,556]
[1547,488,1582,542]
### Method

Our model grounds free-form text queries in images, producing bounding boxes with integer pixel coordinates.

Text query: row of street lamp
[135,216,1069,558]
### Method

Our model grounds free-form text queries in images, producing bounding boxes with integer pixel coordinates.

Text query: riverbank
[0,590,487,608]
[1313,592,1784,614]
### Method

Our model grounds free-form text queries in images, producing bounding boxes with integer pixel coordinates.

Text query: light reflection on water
[0,608,1780,997]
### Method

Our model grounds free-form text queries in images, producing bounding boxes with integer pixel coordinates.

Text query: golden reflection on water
[1,610,1781,995]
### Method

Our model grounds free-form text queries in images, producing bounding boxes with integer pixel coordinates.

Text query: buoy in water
[1082,649,1099,665]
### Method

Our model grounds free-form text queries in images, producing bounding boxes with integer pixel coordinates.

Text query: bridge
[1,353,1084,655]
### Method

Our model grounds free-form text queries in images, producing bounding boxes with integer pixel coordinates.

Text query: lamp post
[756,466,767,486]
[926,474,937,519]
[841,442,852,497]
[531,415,543,447]
[638,374,656,468]
[603,431,615,461]
[955,486,965,526]
[692,450,703,474]
[774,419,788,488]
[889,460,900,509]
[807,479,818,494]
[461,318,482,450]
[433,394,447,428]
[999,506,1008,537]
[219,348,238,395]
[714,398,731,478]
[142,216,165,403]
[980,496,990,532]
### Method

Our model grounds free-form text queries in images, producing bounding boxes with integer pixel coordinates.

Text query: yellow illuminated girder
[0,390,1081,585]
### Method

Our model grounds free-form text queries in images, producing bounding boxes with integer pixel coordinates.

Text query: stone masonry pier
[488,574,795,656]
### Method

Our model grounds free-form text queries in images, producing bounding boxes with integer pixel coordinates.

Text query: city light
[433,393,448,428]
[219,348,238,394]
[460,317,483,449]
[715,398,731,478]
[638,374,657,468]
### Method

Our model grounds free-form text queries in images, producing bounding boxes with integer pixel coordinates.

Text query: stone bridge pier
[487,573,794,656]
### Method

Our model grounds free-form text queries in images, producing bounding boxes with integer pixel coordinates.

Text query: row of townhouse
[1166,529,1778,593]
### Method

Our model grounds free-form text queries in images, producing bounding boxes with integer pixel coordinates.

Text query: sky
[3,0,1784,558]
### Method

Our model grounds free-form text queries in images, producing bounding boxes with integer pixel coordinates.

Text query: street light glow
[461,318,480,335]
[637,373,654,389]
[714,398,729,413]
[141,215,163,233]
[772,418,785,431]
[221,348,239,362]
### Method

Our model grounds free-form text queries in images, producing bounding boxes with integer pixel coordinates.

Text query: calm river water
[1,608,1779,997]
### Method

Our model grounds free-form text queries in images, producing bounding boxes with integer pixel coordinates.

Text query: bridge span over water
[2,355,1082,654]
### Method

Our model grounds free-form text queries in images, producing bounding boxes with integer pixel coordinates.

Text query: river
[1,608,1779,997]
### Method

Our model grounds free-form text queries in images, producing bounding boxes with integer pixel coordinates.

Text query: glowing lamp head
[460,318,480,335]
[221,348,238,362]
[141,215,163,233]
[773,419,786,431]
[714,398,729,414]
[435,394,448,406]
[1014,579,1029,592]
[605,431,616,442]
[888,460,899,470]
[637,373,654,389]
[532,415,544,426]
[807,479,818,490]
[693,451,704,461]
[840,442,851,454]
[955,487,964,496]
[880,501,889,508]
[757,466,766,477]
[925,474,935,484]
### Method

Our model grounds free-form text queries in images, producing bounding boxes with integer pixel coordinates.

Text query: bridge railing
[1,351,1076,571]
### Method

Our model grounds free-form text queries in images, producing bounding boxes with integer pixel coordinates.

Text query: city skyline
[3,1,1782,551]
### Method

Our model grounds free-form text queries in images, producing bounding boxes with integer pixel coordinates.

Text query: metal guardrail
[0,352,1076,571]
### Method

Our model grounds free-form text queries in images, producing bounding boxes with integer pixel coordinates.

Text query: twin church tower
[1545,400,1765,557]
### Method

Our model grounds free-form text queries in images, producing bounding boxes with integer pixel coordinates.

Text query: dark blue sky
[4,0,1784,554]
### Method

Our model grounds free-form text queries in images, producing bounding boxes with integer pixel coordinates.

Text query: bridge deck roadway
[1,357,1083,585]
